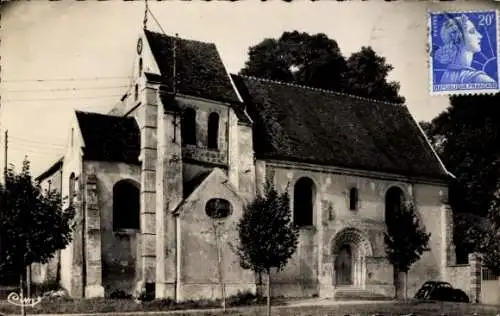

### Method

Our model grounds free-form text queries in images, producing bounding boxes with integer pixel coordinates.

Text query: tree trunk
[26,265,31,298]
[20,272,26,316]
[266,268,271,316]
[393,267,399,299]
[404,271,408,302]
[394,268,405,300]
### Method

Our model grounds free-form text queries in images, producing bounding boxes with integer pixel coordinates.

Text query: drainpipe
[79,153,87,298]
[81,176,87,298]
[175,214,180,302]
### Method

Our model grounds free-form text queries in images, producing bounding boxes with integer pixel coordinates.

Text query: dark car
[415,281,470,303]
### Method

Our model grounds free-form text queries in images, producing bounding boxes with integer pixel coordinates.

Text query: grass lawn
[0,295,285,315]
[1,298,500,316]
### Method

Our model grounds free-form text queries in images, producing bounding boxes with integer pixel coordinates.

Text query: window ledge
[297,225,316,231]
[113,229,139,235]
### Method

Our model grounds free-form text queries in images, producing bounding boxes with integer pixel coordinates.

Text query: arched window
[113,180,140,231]
[293,177,315,227]
[138,58,143,76]
[69,173,76,207]
[385,186,405,227]
[349,187,358,211]
[134,84,139,101]
[207,112,219,150]
[182,108,197,146]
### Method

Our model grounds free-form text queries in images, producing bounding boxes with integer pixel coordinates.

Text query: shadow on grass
[1,293,499,316]
[0,292,288,315]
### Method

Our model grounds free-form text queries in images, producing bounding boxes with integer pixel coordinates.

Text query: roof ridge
[75,110,133,119]
[144,29,216,47]
[236,74,404,107]
[75,110,107,116]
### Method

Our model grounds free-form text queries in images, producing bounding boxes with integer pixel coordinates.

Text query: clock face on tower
[137,38,143,55]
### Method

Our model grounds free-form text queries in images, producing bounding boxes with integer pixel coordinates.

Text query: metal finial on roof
[143,0,148,30]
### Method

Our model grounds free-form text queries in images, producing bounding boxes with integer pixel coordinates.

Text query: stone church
[35,28,457,301]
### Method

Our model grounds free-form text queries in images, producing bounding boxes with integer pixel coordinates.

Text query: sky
[0,0,498,177]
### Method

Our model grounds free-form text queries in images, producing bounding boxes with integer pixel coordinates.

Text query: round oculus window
[205,198,232,220]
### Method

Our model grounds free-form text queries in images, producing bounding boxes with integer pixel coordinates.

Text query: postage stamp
[429,10,500,95]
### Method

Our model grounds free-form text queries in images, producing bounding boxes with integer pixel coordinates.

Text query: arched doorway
[331,228,373,288]
[335,245,353,285]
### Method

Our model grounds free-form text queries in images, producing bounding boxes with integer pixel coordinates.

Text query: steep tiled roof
[36,157,63,182]
[231,75,449,180]
[183,171,211,199]
[144,30,240,104]
[75,111,140,164]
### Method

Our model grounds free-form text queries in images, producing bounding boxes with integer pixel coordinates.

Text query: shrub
[109,289,132,300]
[137,291,155,302]
[226,291,261,306]
[32,280,65,297]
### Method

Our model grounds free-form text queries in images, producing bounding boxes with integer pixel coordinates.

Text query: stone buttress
[136,85,158,296]
[84,170,105,297]
[155,92,183,299]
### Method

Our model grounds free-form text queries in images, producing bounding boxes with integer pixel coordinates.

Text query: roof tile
[75,111,140,164]
[231,75,448,180]
[144,30,240,104]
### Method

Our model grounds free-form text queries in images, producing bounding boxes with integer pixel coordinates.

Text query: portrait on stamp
[429,10,499,94]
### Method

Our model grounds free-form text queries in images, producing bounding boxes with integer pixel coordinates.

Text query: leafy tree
[236,182,299,316]
[0,159,75,298]
[240,31,405,104]
[344,46,404,103]
[384,201,430,300]
[419,93,500,263]
[481,183,500,273]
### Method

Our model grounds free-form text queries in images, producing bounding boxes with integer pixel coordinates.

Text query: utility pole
[143,0,148,30]
[0,130,5,294]
[3,130,7,184]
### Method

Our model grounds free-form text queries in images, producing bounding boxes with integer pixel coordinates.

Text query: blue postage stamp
[429,10,500,95]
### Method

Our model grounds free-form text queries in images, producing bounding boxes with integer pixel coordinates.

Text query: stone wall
[236,123,255,203]
[125,82,254,300]
[176,169,255,301]
[39,166,63,194]
[260,160,448,298]
[32,167,64,286]
[84,161,141,297]
[446,253,500,305]
[446,264,470,295]
[155,101,183,299]
[406,183,447,297]
[58,116,85,298]
[131,85,159,297]
[269,228,318,298]
[176,96,230,167]
[365,257,393,295]
[30,252,60,286]
[468,253,482,303]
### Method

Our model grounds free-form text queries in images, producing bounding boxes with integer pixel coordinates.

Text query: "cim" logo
[7,292,42,307]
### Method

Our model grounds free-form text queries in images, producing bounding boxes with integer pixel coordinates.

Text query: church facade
[35,29,456,301]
